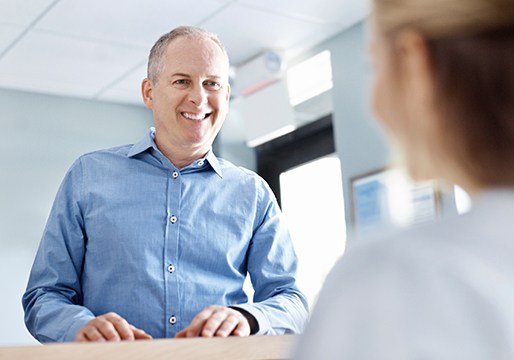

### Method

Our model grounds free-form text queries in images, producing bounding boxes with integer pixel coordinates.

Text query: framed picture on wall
[350,167,440,233]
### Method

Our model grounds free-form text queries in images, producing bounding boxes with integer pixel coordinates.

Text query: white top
[295,188,514,360]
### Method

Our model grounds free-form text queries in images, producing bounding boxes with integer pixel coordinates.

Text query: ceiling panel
[0,24,24,54]
[98,64,147,106]
[202,3,331,66]
[0,0,367,105]
[35,0,228,47]
[285,22,350,60]
[0,31,146,98]
[0,0,55,26]
[239,0,369,27]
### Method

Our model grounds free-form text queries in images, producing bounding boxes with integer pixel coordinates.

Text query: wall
[217,101,256,171]
[289,21,457,236]
[0,88,153,345]
[328,22,390,233]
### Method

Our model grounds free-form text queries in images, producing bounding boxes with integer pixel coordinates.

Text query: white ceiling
[0,0,368,106]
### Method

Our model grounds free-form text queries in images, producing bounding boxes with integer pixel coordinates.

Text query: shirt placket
[164,168,182,337]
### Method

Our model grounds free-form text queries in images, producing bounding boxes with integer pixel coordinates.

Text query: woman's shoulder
[331,204,514,294]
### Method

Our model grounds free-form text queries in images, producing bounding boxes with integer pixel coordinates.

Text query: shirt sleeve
[22,158,95,342]
[232,179,309,335]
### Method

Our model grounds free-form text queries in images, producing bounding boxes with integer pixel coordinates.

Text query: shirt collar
[205,150,223,178]
[127,127,157,158]
[127,128,223,178]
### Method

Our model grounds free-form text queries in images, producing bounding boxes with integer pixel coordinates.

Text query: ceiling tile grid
[0,0,56,26]
[202,2,335,66]
[238,0,369,27]
[0,0,367,105]
[0,23,24,54]
[97,64,147,106]
[0,31,147,98]
[35,0,229,48]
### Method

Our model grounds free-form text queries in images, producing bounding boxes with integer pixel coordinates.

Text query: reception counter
[0,334,297,360]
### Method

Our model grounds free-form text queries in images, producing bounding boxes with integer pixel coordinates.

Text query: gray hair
[147,26,229,83]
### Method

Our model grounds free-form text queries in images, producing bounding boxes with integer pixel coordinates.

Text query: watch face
[265,51,282,73]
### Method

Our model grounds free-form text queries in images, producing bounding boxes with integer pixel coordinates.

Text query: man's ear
[225,83,231,103]
[141,78,154,109]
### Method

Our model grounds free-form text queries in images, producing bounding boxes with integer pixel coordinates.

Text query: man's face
[143,36,230,156]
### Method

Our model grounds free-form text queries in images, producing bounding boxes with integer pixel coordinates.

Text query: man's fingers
[84,326,107,342]
[133,330,152,340]
[232,318,251,337]
[202,311,229,337]
[75,331,88,342]
[176,306,253,338]
[213,315,240,337]
[95,318,121,341]
[185,307,215,337]
[107,314,134,341]
[130,325,153,340]
[76,313,152,342]
[174,329,187,338]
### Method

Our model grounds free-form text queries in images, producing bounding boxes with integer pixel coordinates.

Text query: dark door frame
[256,114,336,207]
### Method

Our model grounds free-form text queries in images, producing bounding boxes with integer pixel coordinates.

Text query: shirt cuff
[230,304,270,335]
[63,315,94,342]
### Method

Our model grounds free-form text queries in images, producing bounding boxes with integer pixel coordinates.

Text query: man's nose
[188,85,208,107]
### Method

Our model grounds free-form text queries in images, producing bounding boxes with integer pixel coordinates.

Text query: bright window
[287,50,333,106]
[280,155,346,308]
[454,185,472,214]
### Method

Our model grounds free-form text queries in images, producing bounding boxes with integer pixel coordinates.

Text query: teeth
[182,112,209,120]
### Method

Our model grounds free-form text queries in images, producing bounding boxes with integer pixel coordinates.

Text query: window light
[287,50,333,106]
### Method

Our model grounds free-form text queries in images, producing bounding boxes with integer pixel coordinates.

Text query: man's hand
[75,312,153,342]
[175,306,251,338]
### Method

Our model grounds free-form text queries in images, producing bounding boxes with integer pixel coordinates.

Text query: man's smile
[181,111,212,121]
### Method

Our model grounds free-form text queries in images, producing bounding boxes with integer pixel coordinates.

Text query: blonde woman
[296,0,514,358]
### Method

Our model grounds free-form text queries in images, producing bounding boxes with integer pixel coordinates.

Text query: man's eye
[173,79,189,85]
[205,81,221,90]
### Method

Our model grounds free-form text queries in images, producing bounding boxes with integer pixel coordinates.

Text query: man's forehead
[165,61,229,78]
[165,35,227,59]
[169,72,223,78]
[163,37,229,77]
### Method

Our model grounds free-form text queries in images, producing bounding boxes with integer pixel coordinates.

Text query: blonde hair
[374,0,514,187]
[374,0,514,39]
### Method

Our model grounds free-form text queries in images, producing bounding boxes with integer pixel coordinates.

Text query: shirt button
[169,316,177,325]
[169,215,177,223]
[198,160,204,166]
[172,171,179,179]
[167,264,175,273]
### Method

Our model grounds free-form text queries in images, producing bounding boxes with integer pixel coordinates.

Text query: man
[23,26,308,342]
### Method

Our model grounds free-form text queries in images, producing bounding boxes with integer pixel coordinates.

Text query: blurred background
[0,0,470,345]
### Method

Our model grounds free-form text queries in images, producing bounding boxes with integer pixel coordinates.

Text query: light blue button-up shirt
[23,128,308,342]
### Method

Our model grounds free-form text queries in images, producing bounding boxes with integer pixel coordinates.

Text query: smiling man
[23,26,308,342]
